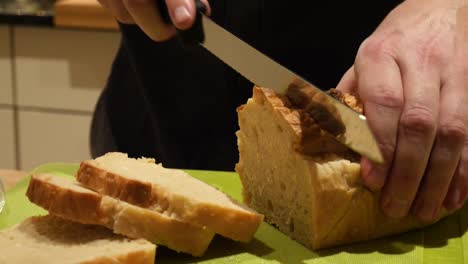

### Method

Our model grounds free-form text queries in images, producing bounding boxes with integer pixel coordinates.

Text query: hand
[97,0,211,41]
[337,0,468,222]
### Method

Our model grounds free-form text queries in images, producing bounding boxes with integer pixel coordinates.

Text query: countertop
[0,170,27,191]
[0,0,54,26]
[0,0,118,30]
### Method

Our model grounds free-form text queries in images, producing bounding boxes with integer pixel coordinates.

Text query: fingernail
[369,169,385,189]
[174,5,191,24]
[362,158,385,190]
[383,197,409,218]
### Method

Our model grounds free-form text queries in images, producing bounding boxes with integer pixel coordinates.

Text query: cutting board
[0,163,467,264]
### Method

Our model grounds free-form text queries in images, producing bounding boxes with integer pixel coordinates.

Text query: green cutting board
[1,163,467,264]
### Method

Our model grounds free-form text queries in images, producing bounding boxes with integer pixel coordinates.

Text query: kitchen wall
[0,25,119,170]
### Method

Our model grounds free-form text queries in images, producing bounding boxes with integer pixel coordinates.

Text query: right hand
[97,0,211,41]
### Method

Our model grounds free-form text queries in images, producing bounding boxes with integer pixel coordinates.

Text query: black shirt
[91,0,402,171]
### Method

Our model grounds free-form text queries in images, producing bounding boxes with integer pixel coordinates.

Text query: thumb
[336,66,383,191]
[336,66,357,94]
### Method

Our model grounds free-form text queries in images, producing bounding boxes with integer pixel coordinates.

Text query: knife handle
[156,0,206,48]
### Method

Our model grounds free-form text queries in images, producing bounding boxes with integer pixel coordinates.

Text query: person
[91,0,467,224]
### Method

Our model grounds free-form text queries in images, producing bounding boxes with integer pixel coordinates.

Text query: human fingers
[336,66,357,94]
[380,49,441,219]
[102,0,134,24]
[411,75,465,222]
[444,139,468,211]
[353,37,404,191]
[166,0,211,30]
[123,0,176,41]
[443,8,468,211]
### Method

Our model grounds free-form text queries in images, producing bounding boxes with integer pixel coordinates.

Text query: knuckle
[418,40,449,66]
[437,120,466,145]
[358,35,396,62]
[400,105,437,137]
[366,85,404,110]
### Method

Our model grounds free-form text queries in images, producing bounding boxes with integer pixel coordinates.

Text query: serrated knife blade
[200,15,384,164]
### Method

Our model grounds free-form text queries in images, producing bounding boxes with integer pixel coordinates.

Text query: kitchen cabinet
[0,25,12,105]
[0,24,120,170]
[14,26,119,112]
[18,110,93,170]
[0,109,16,169]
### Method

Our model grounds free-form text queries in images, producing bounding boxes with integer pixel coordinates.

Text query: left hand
[337,0,468,222]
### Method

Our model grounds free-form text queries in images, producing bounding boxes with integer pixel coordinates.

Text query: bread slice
[0,214,155,264]
[26,173,214,256]
[235,86,451,250]
[75,152,264,242]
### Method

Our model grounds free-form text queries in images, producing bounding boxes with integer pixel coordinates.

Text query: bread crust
[76,161,263,242]
[26,173,215,256]
[236,86,453,250]
[81,250,156,264]
[26,173,112,226]
[0,215,156,264]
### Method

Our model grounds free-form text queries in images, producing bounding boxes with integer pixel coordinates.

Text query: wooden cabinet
[0,26,12,105]
[0,25,16,170]
[15,26,119,112]
[18,110,93,170]
[0,109,16,169]
[0,25,120,170]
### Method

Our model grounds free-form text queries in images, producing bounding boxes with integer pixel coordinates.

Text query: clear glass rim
[0,177,5,214]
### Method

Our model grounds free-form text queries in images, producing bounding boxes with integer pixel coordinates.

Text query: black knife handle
[156,0,206,48]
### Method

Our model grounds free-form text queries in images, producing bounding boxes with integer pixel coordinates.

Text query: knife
[156,0,384,164]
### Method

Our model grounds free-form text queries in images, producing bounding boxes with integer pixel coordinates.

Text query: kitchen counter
[0,0,54,26]
[0,170,27,191]
[0,0,117,30]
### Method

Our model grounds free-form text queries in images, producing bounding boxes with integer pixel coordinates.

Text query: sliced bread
[76,152,264,242]
[0,214,155,264]
[235,86,452,250]
[26,173,215,256]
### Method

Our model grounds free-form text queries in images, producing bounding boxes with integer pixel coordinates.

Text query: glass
[0,177,5,214]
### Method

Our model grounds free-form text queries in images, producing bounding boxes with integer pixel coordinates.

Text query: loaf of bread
[26,173,215,256]
[0,214,155,264]
[75,152,264,242]
[235,86,452,250]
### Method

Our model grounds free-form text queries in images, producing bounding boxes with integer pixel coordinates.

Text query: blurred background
[0,0,120,171]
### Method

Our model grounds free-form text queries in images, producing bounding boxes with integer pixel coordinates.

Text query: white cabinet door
[0,108,16,169]
[15,26,120,112]
[0,26,13,105]
[18,110,93,170]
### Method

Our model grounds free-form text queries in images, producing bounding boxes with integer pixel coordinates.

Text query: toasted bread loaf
[26,173,214,256]
[0,215,155,264]
[235,86,451,250]
[75,153,264,242]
